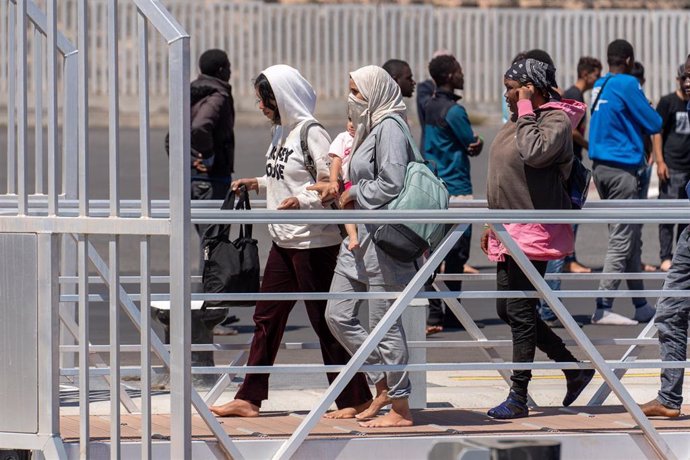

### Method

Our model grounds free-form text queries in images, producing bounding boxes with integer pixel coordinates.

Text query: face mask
[347,93,368,124]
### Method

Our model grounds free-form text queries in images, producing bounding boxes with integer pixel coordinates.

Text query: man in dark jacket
[168,49,235,219]
[168,49,237,335]
[422,55,483,334]
[189,49,235,207]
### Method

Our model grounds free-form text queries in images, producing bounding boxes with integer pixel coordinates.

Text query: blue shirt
[588,73,662,166]
[422,90,475,196]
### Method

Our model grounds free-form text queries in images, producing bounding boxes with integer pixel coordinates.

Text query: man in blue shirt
[422,55,483,334]
[588,39,662,325]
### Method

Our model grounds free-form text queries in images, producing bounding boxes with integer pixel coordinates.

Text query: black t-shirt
[563,85,585,160]
[657,92,690,172]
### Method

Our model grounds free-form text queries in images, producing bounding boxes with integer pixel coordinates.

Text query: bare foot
[209,399,260,417]
[463,264,480,274]
[347,239,360,251]
[355,390,391,420]
[324,400,373,419]
[358,400,413,428]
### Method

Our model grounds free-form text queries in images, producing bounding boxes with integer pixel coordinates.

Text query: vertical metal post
[78,235,89,460]
[107,2,121,457]
[16,0,28,215]
[34,27,44,195]
[77,0,90,457]
[47,0,59,216]
[140,237,151,460]
[78,0,89,218]
[37,233,60,437]
[7,0,17,195]
[137,11,152,459]
[60,52,79,371]
[168,36,192,459]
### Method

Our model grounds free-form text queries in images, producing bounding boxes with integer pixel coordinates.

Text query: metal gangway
[3,1,690,459]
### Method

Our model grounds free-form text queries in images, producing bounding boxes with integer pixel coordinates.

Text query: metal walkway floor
[59,405,690,459]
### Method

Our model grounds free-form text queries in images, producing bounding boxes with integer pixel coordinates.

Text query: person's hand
[231,178,259,193]
[467,135,484,157]
[657,161,670,183]
[277,197,300,210]
[307,180,340,203]
[338,188,353,209]
[517,83,534,100]
[480,227,492,255]
[192,159,208,173]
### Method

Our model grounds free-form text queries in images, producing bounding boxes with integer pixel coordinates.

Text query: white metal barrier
[4,1,690,459]
[3,2,690,118]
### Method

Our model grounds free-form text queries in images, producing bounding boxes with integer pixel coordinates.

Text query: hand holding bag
[201,185,260,309]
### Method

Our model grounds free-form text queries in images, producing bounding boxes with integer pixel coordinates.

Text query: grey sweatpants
[325,272,411,400]
[655,226,690,409]
[592,162,648,309]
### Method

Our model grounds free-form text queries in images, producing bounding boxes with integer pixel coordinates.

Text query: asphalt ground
[0,116,671,392]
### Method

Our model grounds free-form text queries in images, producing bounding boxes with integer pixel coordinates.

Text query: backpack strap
[299,120,324,182]
[592,75,613,112]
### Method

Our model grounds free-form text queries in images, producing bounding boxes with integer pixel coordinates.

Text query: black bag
[567,156,592,209]
[201,186,260,309]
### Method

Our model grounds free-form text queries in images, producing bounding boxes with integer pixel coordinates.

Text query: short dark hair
[525,49,554,67]
[199,49,230,77]
[428,55,458,87]
[577,56,602,78]
[511,51,527,65]
[630,61,645,83]
[382,59,411,80]
[607,39,634,67]
[254,73,280,125]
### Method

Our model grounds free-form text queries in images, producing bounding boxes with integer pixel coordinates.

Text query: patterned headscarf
[349,65,407,151]
[505,58,560,100]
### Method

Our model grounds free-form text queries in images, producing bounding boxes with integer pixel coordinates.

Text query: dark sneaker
[563,369,595,406]
[487,391,529,419]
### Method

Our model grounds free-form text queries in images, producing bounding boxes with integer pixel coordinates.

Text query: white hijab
[349,65,407,151]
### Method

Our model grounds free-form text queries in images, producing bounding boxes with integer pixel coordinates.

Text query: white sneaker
[213,324,239,335]
[633,303,656,323]
[591,309,638,326]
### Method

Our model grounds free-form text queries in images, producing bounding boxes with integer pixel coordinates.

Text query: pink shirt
[328,131,354,183]
[487,223,574,262]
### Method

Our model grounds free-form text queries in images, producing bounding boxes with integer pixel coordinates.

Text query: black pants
[427,227,471,327]
[496,256,576,396]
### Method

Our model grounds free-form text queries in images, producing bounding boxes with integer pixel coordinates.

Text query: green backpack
[371,115,450,262]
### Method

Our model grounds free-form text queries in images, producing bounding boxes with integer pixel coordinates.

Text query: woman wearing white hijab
[319,65,417,427]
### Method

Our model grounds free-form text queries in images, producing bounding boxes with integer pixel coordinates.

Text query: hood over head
[540,99,586,129]
[262,65,316,134]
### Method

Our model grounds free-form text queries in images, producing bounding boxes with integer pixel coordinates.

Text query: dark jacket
[165,75,235,181]
[190,75,235,181]
[487,109,574,211]
[422,89,475,196]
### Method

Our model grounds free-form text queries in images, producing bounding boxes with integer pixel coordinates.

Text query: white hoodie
[255,65,342,249]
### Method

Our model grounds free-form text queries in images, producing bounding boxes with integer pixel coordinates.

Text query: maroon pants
[235,243,372,408]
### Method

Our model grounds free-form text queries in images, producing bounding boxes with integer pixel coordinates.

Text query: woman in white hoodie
[210,65,372,418]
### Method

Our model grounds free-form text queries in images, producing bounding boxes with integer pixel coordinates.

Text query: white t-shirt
[328,131,354,183]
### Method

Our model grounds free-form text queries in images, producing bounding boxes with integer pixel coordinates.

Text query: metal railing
[3,2,690,460]
[2,1,690,118]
